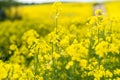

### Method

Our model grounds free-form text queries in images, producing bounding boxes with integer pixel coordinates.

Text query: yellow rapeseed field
[0,1,120,80]
[105,2,120,17]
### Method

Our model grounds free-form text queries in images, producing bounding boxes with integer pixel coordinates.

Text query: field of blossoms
[0,1,120,80]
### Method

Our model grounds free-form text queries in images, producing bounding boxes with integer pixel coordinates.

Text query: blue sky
[17,0,105,3]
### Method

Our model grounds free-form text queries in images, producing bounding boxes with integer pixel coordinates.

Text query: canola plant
[0,1,120,80]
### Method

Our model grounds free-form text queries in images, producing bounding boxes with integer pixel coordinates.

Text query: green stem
[55,13,58,34]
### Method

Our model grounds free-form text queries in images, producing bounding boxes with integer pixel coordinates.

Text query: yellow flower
[109,43,119,54]
[95,41,109,57]
[114,69,120,75]
[9,44,17,51]
[65,61,74,70]
[105,70,113,78]
[95,9,103,16]
[60,36,69,47]
[89,16,97,25]
[0,66,7,79]
[53,52,60,59]
[44,54,51,61]
[79,59,87,69]
[34,76,43,80]
[52,1,62,16]
[10,35,17,44]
